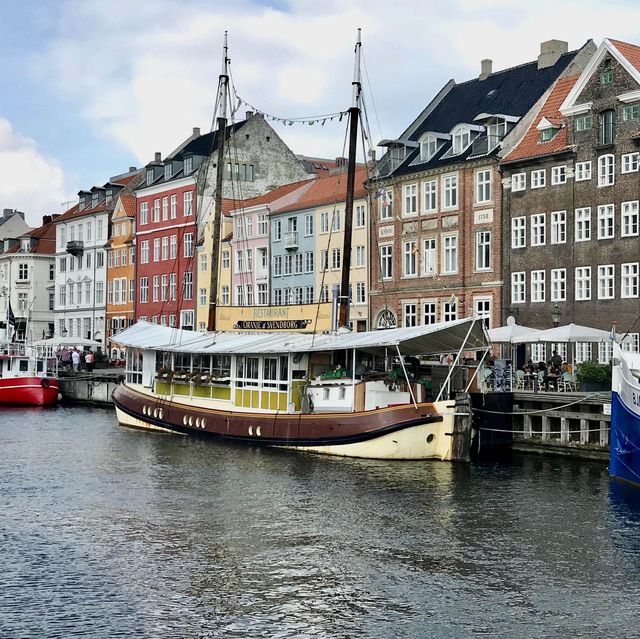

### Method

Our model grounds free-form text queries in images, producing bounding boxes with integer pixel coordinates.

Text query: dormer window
[536,117,560,144]
[146,168,154,185]
[184,156,193,174]
[486,121,507,146]
[105,189,113,203]
[91,192,99,207]
[419,134,438,162]
[164,163,173,180]
[451,125,472,155]
[540,128,557,142]
[601,68,613,85]
[21,239,30,252]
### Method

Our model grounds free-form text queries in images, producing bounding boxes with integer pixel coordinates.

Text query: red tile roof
[233,179,315,211]
[503,75,579,162]
[609,38,640,73]
[120,195,137,218]
[277,168,369,214]
[55,201,107,223]
[4,219,57,255]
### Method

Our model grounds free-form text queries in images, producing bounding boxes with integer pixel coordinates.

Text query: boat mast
[207,32,230,332]
[338,29,362,330]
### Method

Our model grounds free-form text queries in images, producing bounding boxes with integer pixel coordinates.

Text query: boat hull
[610,391,640,486]
[113,383,458,461]
[0,377,59,406]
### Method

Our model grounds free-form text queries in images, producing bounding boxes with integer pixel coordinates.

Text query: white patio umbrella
[488,316,541,362]
[31,336,102,348]
[511,323,618,344]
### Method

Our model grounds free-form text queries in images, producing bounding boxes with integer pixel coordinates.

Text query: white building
[0,216,57,341]
[53,168,141,347]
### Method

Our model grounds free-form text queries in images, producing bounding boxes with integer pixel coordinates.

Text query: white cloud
[0,118,73,226]
[29,0,640,172]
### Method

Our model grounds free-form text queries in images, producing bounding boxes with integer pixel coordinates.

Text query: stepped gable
[392,47,582,175]
[503,75,579,162]
[276,168,368,214]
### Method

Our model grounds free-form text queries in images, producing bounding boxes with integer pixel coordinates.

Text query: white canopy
[488,324,540,344]
[31,336,102,348]
[113,317,490,357]
[511,323,618,344]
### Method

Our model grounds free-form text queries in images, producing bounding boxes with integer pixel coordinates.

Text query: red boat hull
[0,377,60,406]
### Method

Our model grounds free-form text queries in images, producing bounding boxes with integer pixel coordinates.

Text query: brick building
[369,40,593,332]
[501,38,640,360]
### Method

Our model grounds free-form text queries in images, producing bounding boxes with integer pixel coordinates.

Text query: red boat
[0,343,59,406]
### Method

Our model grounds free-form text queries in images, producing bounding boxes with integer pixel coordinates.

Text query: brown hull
[112,382,443,446]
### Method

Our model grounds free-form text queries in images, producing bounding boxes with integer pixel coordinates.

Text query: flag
[7,302,16,341]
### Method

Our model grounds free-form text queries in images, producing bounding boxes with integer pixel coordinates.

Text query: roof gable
[560,38,640,115]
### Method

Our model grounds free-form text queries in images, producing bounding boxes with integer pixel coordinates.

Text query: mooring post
[560,417,569,443]
[523,413,532,439]
[580,418,589,444]
[541,415,550,441]
[600,421,608,447]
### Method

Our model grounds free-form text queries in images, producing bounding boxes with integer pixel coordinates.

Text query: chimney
[245,110,254,119]
[479,59,492,81]
[42,215,52,225]
[51,214,60,221]
[192,127,201,137]
[538,40,568,69]
[129,166,137,172]
[154,152,162,163]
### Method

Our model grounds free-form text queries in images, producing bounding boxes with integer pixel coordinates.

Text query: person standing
[85,351,94,373]
[60,347,71,371]
[71,348,81,373]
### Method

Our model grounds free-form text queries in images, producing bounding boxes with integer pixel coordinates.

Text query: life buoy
[41,378,51,388]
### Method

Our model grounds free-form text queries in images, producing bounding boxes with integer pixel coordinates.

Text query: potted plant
[576,361,611,392]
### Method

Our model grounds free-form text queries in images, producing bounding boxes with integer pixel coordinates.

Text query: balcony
[284,231,298,250]
[66,240,84,257]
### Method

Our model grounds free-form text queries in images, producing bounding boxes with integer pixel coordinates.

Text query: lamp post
[551,303,562,328]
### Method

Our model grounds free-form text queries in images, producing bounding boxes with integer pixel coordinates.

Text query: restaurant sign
[216,303,334,332]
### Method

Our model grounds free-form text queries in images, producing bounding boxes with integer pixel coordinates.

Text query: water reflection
[1,406,640,637]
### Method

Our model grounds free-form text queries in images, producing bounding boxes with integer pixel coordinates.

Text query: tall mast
[207,32,230,332]
[338,29,362,329]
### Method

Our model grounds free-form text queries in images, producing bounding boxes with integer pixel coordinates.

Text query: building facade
[0,215,57,341]
[105,195,137,356]
[368,39,594,333]
[501,38,640,359]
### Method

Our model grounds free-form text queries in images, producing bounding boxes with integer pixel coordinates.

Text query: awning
[511,323,619,344]
[31,336,103,348]
[113,317,490,357]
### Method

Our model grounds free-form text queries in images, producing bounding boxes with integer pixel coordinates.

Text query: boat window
[37,361,43,372]
[279,356,289,391]
[213,355,230,378]
[245,357,259,387]
[19,360,28,372]
[174,353,191,371]
[263,358,278,388]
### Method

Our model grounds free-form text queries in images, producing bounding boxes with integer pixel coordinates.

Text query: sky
[1,0,640,226]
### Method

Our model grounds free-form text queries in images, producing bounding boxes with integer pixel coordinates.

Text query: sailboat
[111,31,490,460]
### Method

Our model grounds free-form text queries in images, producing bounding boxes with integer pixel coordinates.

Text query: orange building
[106,194,136,358]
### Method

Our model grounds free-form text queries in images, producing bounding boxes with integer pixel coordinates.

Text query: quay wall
[59,373,122,406]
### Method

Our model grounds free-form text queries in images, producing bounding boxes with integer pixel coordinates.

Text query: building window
[161,274,168,301]
[600,109,615,145]
[442,174,458,209]
[161,236,168,261]
[622,153,639,174]
[403,184,417,215]
[511,173,526,192]
[273,220,281,241]
[183,271,193,300]
[257,214,268,236]
[511,217,526,248]
[152,275,159,302]
[355,245,365,268]
[294,253,303,275]
[598,264,615,300]
[423,238,436,275]
[621,263,639,298]
[601,68,613,85]
[475,231,491,271]
[575,161,591,181]
[597,204,615,239]
[598,154,615,187]
[575,267,591,300]
[531,270,545,303]
[551,166,567,185]
[140,240,149,264]
[221,250,229,268]
[540,128,557,142]
[140,277,149,303]
[474,298,491,329]
[199,288,207,306]
[420,133,438,161]
[403,303,417,327]
[221,286,229,305]
[575,114,593,131]
[511,272,525,303]
[152,199,160,222]
[442,235,457,274]
[451,125,471,154]
[170,195,177,219]
[355,205,366,228]
[169,274,176,300]
[423,180,437,212]
[622,104,640,121]
[184,233,194,257]
[442,299,457,322]
[355,282,366,304]
[380,244,393,279]
[403,241,417,277]
[180,310,194,330]
[531,213,546,246]
[531,169,546,189]
[550,211,566,244]
[379,190,393,220]
[423,302,436,325]
[153,238,160,262]
[200,253,207,272]
[332,210,340,231]
[574,208,591,242]
[622,201,639,237]
[331,248,341,270]
[257,283,269,305]
[273,255,282,277]
[551,268,566,302]
[475,169,491,203]
[140,202,148,225]
[18,263,28,280]
[162,196,168,220]
[169,235,177,259]
[184,191,193,216]
[320,250,328,272]
[304,214,314,236]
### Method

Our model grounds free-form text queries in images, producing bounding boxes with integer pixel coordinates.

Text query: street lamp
[61,326,68,337]
[551,303,562,328]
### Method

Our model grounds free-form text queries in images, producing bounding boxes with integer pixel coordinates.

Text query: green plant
[576,361,611,384]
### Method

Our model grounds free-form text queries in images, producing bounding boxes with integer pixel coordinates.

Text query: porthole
[248,426,253,436]
[158,409,163,419]
[201,418,207,428]
[153,409,159,418]
[183,416,188,426]
[188,416,194,427]
[256,426,261,437]
[195,418,201,428]
[142,406,147,416]
[426,434,435,444]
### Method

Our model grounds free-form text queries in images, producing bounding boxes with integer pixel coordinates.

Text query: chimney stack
[192,127,200,137]
[129,166,137,172]
[479,59,492,81]
[538,40,568,69]
[246,110,254,119]
[42,215,52,225]
[154,152,162,162]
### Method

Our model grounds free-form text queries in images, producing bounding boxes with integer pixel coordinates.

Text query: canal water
[2,406,640,638]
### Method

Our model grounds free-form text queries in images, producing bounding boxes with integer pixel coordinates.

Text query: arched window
[600,109,615,145]
[451,125,471,155]
[377,309,397,329]
[419,134,438,162]
[597,153,615,187]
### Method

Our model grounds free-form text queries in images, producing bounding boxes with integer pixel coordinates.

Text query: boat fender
[41,378,50,388]
[308,395,314,413]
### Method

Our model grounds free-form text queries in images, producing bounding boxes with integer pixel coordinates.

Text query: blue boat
[610,343,640,486]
